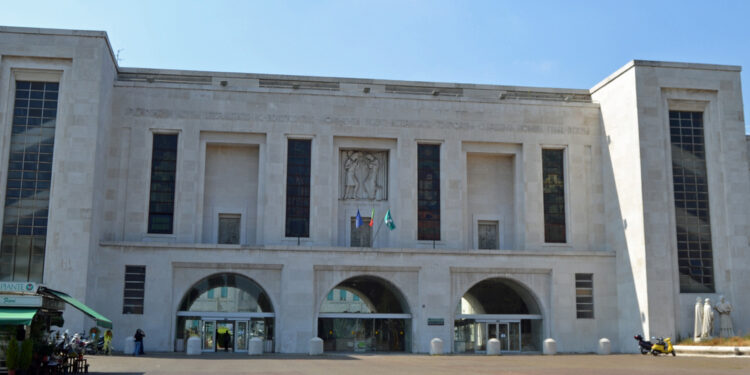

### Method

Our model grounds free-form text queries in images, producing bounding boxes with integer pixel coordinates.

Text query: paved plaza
[85,353,750,375]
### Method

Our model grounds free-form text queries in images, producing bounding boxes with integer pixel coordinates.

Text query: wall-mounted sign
[0,282,38,294]
[427,318,444,326]
[0,295,42,307]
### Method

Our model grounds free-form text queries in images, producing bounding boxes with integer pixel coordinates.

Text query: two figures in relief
[694,295,733,341]
[343,151,384,200]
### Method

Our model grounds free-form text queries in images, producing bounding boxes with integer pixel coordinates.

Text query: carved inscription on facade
[340,150,388,200]
[124,108,596,136]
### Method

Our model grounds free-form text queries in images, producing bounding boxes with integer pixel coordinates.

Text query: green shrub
[19,339,33,370]
[5,336,19,370]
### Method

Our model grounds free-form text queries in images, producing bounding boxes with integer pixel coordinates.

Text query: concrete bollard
[487,338,501,355]
[309,337,324,355]
[248,337,263,355]
[124,336,135,355]
[429,338,443,355]
[186,337,201,355]
[598,338,611,355]
[543,338,557,355]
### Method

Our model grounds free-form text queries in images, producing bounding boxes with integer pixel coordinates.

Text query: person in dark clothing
[223,332,231,352]
[134,329,146,356]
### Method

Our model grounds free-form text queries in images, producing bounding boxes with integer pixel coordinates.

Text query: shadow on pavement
[102,352,360,360]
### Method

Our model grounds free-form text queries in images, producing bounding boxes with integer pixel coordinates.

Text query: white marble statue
[701,298,714,339]
[693,296,703,342]
[714,295,734,338]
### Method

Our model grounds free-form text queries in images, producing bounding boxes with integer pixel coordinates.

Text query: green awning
[0,307,38,325]
[41,288,112,329]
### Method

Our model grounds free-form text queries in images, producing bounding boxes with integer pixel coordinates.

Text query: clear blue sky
[2,0,748,131]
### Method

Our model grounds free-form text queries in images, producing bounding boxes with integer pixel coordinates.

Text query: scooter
[649,337,675,356]
[634,334,652,355]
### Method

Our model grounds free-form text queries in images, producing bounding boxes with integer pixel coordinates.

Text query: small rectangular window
[418,144,440,240]
[218,214,241,244]
[285,139,311,238]
[350,217,372,247]
[478,221,499,250]
[327,291,334,301]
[340,289,346,300]
[543,149,566,243]
[575,273,594,319]
[123,265,146,314]
[220,286,228,298]
[148,134,178,234]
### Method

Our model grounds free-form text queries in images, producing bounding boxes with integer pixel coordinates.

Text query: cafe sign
[0,282,38,294]
[0,295,42,307]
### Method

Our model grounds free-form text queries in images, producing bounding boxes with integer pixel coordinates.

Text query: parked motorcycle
[634,334,675,356]
[82,335,104,355]
[634,334,652,355]
[650,337,675,356]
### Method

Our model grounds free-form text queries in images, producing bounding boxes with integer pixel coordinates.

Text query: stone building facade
[0,26,748,353]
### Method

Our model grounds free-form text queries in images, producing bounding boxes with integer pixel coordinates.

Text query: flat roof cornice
[117,66,592,95]
[590,59,742,94]
[0,25,118,70]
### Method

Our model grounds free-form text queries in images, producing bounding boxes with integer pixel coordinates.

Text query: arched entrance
[454,278,543,353]
[176,273,275,353]
[317,275,411,352]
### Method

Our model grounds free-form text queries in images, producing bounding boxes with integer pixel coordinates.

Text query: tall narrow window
[542,149,566,243]
[285,139,311,238]
[1,81,59,282]
[418,144,440,240]
[147,134,178,234]
[670,111,714,292]
[575,273,594,319]
[123,265,146,314]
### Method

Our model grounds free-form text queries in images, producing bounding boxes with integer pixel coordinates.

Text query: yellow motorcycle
[649,337,675,356]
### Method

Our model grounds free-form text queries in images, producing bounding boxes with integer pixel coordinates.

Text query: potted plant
[19,339,33,374]
[5,336,20,375]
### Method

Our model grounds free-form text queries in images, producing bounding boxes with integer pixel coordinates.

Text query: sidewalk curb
[674,345,750,356]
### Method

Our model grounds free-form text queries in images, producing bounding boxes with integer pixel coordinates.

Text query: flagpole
[371,218,384,247]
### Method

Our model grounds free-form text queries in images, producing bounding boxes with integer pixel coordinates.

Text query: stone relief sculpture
[701,298,714,339]
[694,296,703,342]
[343,151,361,199]
[340,150,387,200]
[714,295,734,338]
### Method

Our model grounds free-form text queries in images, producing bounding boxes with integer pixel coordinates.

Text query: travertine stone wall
[1,26,747,354]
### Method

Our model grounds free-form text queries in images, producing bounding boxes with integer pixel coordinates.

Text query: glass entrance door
[216,321,234,352]
[497,323,509,351]
[202,320,216,352]
[508,321,520,351]
[482,321,520,352]
[236,321,248,352]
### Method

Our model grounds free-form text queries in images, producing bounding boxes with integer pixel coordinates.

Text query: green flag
[384,209,396,230]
